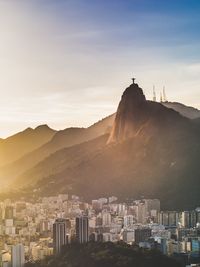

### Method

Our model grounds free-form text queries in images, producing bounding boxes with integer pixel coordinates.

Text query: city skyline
[1,0,200,137]
[0,193,199,266]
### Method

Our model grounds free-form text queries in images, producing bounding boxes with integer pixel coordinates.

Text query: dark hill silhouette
[193,117,200,124]
[163,101,200,119]
[25,242,181,267]
[15,134,108,188]
[12,81,200,210]
[1,96,199,186]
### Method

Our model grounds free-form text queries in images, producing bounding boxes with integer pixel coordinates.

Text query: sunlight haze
[0,0,200,137]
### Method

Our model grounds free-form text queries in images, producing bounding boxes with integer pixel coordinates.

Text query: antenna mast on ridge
[153,85,156,102]
[160,92,163,103]
[163,86,167,102]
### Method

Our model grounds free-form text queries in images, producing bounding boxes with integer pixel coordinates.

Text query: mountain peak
[122,80,146,104]
[107,80,147,143]
[107,80,190,144]
[35,124,53,131]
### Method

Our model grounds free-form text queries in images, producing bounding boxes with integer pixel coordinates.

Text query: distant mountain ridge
[6,81,200,210]
[1,82,200,210]
[0,125,56,167]
[1,100,199,175]
[0,115,115,185]
[163,101,200,119]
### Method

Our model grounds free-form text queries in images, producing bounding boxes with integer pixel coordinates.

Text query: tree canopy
[25,242,181,267]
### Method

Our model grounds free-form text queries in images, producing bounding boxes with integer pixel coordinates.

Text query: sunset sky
[1,0,200,137]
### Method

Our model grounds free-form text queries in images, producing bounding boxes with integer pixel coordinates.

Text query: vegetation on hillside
[25,242,181,267]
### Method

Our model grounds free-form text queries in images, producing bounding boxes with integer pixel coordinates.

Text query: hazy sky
[1,0,200,137]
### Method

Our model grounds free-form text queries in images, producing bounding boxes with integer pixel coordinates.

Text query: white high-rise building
[137,203,146,224]
[122,230,135,243]
[102,211,112,227]
[144,199,160,215]
[11,244,25,267]
[124,215,134,228]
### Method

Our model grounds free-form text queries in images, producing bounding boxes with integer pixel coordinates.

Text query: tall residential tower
[76,216,89,243]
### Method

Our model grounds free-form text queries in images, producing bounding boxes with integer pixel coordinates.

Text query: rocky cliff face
[108,82,146,143]
[108,81,187,144]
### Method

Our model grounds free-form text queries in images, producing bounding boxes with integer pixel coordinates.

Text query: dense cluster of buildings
[0,194,199,267]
